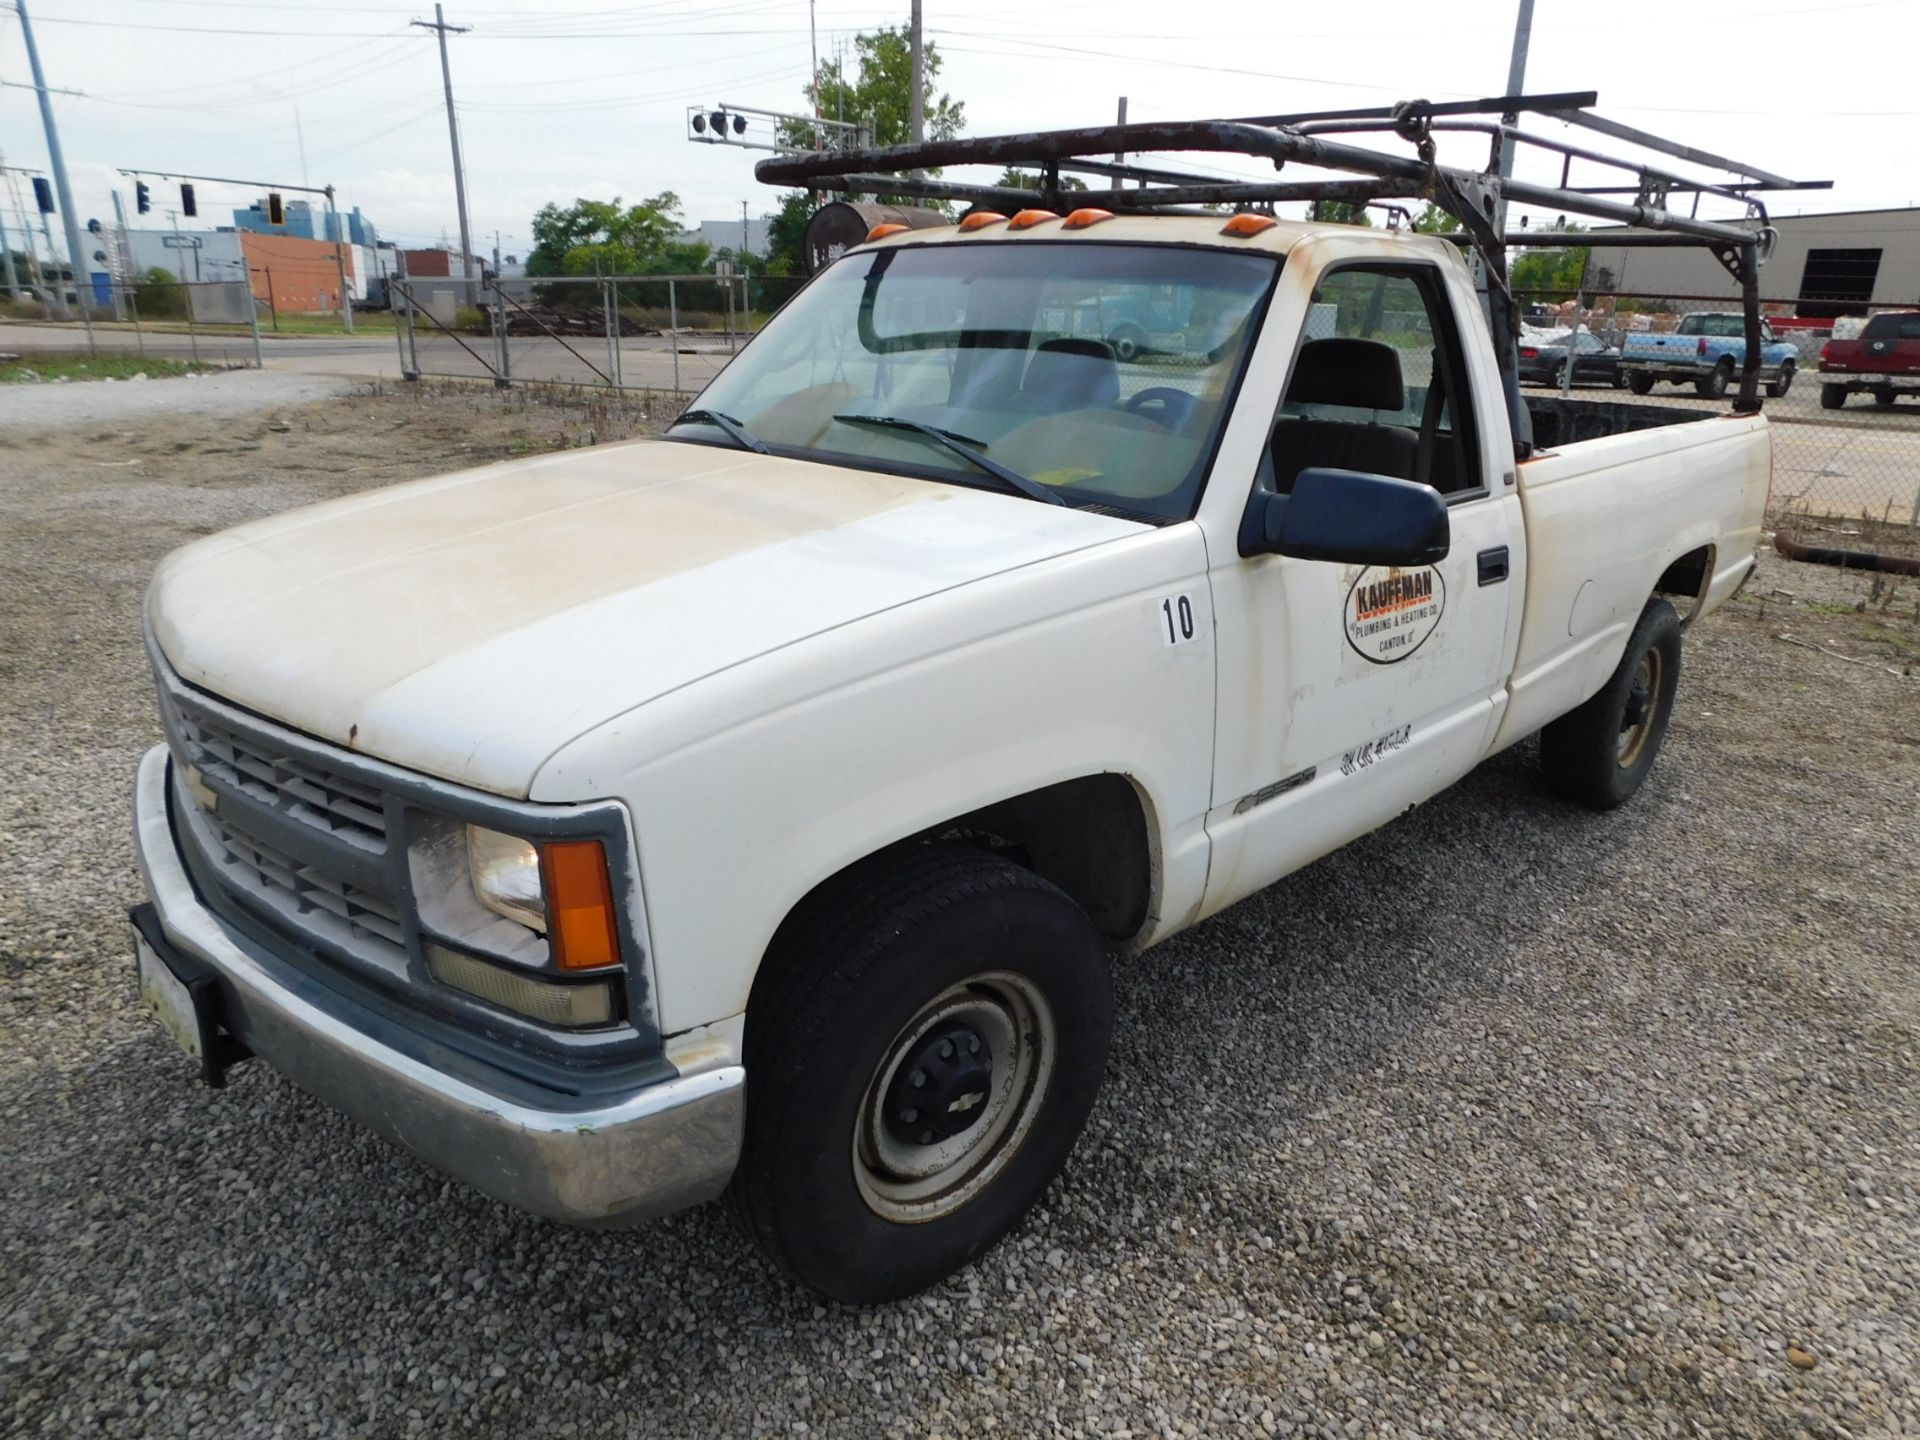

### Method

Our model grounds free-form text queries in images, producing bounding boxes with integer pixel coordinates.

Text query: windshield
[671,241,1279,521]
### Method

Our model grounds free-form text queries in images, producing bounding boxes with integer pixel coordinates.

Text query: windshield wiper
[832,413,1066,507]
[671,407,770,454]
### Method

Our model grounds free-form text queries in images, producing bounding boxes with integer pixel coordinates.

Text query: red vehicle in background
[1818,312,1920,409]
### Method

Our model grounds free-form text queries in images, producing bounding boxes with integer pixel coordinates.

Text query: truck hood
[149,438,1143,796]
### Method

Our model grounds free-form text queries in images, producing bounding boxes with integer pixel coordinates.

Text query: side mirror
[1238,467,1450,564]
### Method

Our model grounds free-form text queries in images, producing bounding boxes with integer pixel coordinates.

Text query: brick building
[239,232,352,315]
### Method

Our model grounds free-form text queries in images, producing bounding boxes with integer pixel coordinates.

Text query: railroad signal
[135,180,151,215]
[267,192,284,225]
[180,183,197,218]
[34,177,56,214]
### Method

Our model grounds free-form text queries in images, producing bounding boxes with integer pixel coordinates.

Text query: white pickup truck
[131,212,1768,1302]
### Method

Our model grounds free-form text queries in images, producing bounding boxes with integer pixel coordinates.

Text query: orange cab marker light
[1221,213,1279,237]
[540,839,621,971]
[1008,208,1060,230]
[1062,208,1115,230]
[959,211,1009,231]
[866,222,911,242]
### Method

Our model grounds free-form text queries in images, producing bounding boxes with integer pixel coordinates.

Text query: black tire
[1612,369,1628,389]
[727,844,1113,1303]
[1820,383,1847,410]
[1107,323,1146,363]
[1874,388,1897,408]
[1695,359,1732,400]
[1540,599,1682,812]
[1767,361,1795,399]
[1628,373,1655,396]
[1555,360,1572,389]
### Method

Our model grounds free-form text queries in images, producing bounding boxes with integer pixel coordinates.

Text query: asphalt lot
[1,375,1915,1438]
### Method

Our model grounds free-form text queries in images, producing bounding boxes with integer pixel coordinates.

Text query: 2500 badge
[1345,564,1445,664]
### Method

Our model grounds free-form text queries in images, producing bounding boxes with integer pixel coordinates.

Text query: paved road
[8,320,1916,521]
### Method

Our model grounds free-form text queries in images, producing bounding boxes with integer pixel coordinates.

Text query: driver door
[1202,259,1526,916]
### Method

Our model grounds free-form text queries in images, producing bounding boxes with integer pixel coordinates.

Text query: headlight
[467,825,546,931]
[463,825,621,972]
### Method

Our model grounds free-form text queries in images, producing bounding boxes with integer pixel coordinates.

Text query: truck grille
[156,675,409,979]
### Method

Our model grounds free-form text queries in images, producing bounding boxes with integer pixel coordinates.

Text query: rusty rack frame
[757,91,1830,450]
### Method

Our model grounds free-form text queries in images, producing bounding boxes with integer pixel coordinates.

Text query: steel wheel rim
[1617,647,1664,767]
[854,971,1057,1223]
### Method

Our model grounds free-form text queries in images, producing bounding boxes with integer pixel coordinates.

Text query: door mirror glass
[1239,466,1450,565]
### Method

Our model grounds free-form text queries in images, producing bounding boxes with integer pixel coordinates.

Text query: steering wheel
[1123,387,1197,430]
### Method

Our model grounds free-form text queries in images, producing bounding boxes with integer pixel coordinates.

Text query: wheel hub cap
[882,1020,994,1145]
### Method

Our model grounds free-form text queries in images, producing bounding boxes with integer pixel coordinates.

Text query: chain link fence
[1,277,272,371]
[392,272,806,401]
[1514,289,1920,566]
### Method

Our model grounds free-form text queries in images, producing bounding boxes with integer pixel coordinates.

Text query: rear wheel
[1820,383,1848,410]
[1875,388,1897,408]
[1767,361,1795,399]
[1628,373,1655,396]
[727,844,1113,1303]
[1540,599,1682,812]
[1696,359,1732,400]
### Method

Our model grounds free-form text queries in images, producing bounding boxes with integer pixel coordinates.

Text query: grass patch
[0,354,217,384]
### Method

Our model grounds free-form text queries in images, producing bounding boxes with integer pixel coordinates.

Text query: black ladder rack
[756,91,1830,439]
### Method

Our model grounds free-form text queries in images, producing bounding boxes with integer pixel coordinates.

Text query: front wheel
[1820,383,1848,410]
[1767,361,1795,399]
[1540,598,1682,812]
[1107,323,1146,363]
[1696,360,1732,400]
[1628,372,1655,396]
[727,844,1113,1303]
[1874,388,1897,408]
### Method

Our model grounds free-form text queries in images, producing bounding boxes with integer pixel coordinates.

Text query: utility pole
[1114,96,1127,187]
[413,4,477,305]
[1494,0,1535,238]
[0,172,20,302]
[14,0,89,320]
[908,0,925,145]
[808,0,820,148]
[741,199,749,260]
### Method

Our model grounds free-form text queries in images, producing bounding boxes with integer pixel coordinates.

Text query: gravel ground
[2,384,1917,1439]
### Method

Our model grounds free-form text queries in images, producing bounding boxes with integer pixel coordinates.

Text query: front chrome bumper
[132,744,744,1228]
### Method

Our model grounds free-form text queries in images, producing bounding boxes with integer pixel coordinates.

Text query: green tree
[764,191,813,278]
[135,265,188,319]
[1411,202,1460,234]
[525,193,705,279]
[1309,199,1373,228]
[784,27,964,149]
[1509,222,1588,298]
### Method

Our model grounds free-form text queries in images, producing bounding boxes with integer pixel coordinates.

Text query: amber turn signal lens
[959,211,1008,231]
[1062,208,1115,230]
[865,222,910,242]
[1221,212,1279,237]
[539,839,621,971]
[1008,209,1060,230]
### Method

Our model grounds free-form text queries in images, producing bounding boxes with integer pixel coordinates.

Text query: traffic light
[34,177,55,214]
[180,183,197,218]
[135,180,151,215]
[267,192,284,225]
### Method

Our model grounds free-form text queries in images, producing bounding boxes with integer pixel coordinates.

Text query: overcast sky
[1,0,1912,264]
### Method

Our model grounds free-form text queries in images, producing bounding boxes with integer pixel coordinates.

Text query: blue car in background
[1620,312,1798,399]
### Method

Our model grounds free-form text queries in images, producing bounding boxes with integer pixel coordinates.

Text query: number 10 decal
[1160,593,1198,646]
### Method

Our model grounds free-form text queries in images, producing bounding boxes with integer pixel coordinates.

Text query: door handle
[1477,545,1510,586]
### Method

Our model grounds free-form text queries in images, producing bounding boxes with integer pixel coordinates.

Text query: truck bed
[1525,394,1717,450]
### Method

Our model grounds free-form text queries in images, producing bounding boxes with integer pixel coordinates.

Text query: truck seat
[1270,338,1417,493]
[1016,338,1121,412]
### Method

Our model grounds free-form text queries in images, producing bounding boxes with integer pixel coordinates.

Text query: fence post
[604,280,619,389]
[185,292,200,366]
[249,289,264,370]
[493,277,510,388]
[393,283,411,379]
[129,289,145,358]
[669,279,680,395]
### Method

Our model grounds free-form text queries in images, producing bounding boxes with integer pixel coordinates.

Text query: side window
[1269,265,1482,498]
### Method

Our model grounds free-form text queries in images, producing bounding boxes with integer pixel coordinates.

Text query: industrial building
[1585,206,1920,317]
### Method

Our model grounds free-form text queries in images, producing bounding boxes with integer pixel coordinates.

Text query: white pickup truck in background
[130,207,1769,1302]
